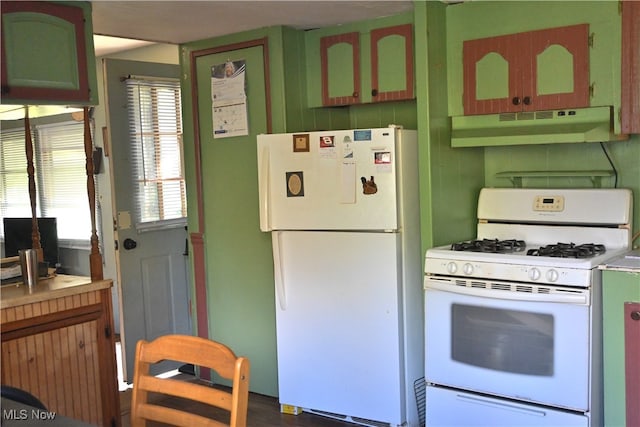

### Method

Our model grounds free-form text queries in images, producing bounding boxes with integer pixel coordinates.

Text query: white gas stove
[425,188,632,287]
[423,188,633,427]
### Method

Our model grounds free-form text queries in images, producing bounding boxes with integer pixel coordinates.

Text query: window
[126,77,186,230]
[0,120,92,242]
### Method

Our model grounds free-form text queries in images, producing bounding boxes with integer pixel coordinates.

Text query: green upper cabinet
[463,24,589,115]
[1,1,98,105]
[306,12,414,107]
[447,1,621,126]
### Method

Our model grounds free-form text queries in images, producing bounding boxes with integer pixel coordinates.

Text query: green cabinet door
[370,24,414,103]
[602,269,640,427]
[320,32,361,106]
[462,24,589,115]
[1,1,97,105]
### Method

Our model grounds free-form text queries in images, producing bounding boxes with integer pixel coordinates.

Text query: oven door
[424,276,591,411]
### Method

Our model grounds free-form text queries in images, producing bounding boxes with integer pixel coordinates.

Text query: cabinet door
[1,1,91,103]
[370,24,414,102]
[462,24,590,115]
[528,24,589,112]
[463,32,522,115]
[320,32,360,106]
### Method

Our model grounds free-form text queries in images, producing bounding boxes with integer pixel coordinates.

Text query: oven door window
[452,304,553,376]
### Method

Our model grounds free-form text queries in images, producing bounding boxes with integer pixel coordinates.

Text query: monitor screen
[3,217,59,268]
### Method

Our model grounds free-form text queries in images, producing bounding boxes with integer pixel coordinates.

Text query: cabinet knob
[352,91,359,98]
[512,97,521,106]
[631,311,640,321]
[371,88,378,97]
[523,96,531,105]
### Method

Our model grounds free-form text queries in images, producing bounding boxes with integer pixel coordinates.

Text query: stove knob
[446,262,458,274]
[529,268,541,281]
[463,263,474,275]
[546,269,559,282]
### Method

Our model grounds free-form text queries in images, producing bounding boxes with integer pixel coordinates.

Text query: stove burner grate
[526,242,606,258]
[451,239,526,253]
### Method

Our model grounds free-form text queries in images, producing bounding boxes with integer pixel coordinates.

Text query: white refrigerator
[257,126,423,427]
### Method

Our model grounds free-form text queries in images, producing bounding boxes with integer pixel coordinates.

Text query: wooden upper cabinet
[462,24,589,115]
[370,24,414,102]
[317,23,414,107]
[1,1,97,105]
[321,32,361,106]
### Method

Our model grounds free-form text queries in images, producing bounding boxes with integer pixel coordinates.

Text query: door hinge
[114,239,119,251]
[589,83,595,98]
[105,326,112,339]
[588,33,595,48]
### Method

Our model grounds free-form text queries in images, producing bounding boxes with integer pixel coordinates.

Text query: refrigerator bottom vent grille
[307,409,391,427]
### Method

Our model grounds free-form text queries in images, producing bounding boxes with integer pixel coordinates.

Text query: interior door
[104,58,192,381]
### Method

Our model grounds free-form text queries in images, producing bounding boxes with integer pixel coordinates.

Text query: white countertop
[599,249,640,273]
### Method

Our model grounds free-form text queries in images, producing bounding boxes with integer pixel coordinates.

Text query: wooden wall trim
[621,1,640,133]
[1,303,103,341]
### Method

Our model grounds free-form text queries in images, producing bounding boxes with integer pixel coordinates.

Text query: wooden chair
[130,334,250,427]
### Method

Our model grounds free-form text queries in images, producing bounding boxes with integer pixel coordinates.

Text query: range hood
[451,106,617,147]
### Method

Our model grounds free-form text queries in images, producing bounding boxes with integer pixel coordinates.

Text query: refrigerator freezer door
[273,230,405,424]
[258,128,408,231]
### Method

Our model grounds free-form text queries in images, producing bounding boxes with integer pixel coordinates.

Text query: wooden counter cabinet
[1,276,120,427]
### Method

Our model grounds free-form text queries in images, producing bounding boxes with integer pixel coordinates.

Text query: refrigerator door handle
[258,145,271,231]
[272,231,287,310]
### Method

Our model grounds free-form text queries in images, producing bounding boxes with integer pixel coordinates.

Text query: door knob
[631,311,640,321]
[123,238,137,250]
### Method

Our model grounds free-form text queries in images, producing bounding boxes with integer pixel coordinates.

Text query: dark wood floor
[119,375,358,427]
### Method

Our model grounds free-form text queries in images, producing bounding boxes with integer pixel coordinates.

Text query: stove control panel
[533,195,564,212]
[425,258,592,287]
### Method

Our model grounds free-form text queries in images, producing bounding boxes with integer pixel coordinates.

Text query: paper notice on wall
[211,60,249,138]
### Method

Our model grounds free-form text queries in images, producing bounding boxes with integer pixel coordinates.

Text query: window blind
[0,128,34,220]
[0,121,91,241]
[126,77,186,229]
[37,121,92,240]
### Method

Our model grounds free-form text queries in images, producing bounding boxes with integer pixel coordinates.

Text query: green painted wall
[415,1,485,255]
[180,27,289,397]
[484,135,640,239]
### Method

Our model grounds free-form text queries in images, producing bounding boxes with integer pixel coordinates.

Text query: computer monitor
[3,217,59,268]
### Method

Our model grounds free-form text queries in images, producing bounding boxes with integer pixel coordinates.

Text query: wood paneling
[2,284,120,426]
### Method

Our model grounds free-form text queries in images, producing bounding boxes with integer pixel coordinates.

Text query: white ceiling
[91,0,414,55]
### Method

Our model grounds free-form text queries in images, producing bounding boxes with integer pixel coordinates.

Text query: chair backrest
[1,385,47,410]
[130,334,250,427]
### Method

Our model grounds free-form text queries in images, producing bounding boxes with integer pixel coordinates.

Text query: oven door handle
[424,279,589,305]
